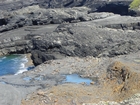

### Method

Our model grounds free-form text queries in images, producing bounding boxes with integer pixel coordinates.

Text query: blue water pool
[63,74,92,85]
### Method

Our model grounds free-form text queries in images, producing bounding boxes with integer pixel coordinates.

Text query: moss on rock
[129,0,140,9]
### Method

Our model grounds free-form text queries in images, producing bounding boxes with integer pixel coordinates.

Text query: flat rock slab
[21,51,140,105]
[0,51,140,105]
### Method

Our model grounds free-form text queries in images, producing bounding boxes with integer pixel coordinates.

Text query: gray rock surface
[0,0,132,11]
[0,0,134,32]
[0,27,32,56]
[0,6,111,32]
[30,13,140,65]
[1,9,140,63]
[0,51,140,105]
[1,4,139,58]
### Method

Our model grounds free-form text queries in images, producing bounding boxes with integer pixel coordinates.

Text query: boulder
[107,61,130,83]
[106,61,140,100]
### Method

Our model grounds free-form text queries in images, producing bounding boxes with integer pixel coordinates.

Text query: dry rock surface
[1,51,140,105]
[21,52,140,105]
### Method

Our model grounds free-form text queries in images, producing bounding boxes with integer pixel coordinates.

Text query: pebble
[90,81,94,85]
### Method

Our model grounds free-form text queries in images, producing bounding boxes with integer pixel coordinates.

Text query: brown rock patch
[21,61,140,105]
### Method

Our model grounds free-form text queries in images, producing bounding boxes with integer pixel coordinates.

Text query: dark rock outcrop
[1,7,140,65]
[0,0,134,33]
[30,14,140,66]
[0,0,132,11]
[0,27,33,56]
[96,1,133,16]
[0,6,92,33]
[0,0,140,66]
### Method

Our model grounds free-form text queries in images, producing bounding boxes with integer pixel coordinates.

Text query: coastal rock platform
[0,0,140,105]
[0,51,140,105]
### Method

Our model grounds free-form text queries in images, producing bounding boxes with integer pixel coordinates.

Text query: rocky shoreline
[0,51,139,105]
[0,0,140,105]
[25,53,34,68]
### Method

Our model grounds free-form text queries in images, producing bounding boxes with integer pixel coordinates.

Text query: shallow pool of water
[63,74,92,85]
[23,76,43,82]
[23,77,32,82]
[0,81,6,84]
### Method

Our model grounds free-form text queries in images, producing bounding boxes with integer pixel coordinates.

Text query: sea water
[0,54,28,76]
